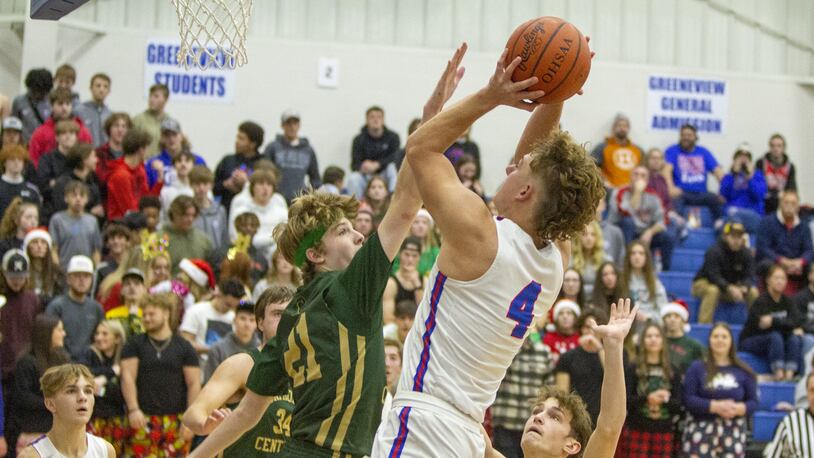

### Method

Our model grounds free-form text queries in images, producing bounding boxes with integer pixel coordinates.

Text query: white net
[171,0,253,70]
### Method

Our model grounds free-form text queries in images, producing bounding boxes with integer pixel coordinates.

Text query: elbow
[183,407,206,435]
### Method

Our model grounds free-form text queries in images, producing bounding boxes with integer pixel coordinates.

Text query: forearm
[407,91,495,164]
[596,341,626,432]
[189,395,266,458]
[187,381,201,409]
[121,373,139,411]
[513,103,563,163]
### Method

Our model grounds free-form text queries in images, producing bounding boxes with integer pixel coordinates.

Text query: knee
[706,284,720,298]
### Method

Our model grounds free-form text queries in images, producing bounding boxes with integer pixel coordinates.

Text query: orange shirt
[598,137,642,188]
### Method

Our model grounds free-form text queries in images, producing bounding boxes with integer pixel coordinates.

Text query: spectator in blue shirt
[719,143,767,234]
[757,190,813,294]
[664,124,724,225]
[145,118,206,188]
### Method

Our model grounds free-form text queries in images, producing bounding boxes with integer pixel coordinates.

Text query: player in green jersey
[189,46,468,458]
[184,286,296,457]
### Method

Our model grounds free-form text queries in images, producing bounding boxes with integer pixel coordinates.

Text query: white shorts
[371,391,485,458]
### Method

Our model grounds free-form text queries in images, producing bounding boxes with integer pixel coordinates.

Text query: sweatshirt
[694,238,754,290]
[13,354,53,433]
[28,116,93,167]
[720,170,767,215]
[624,363,682,432]
[757,212,814,266]
[105,157,162,220]
[609,186,666,232]
[0,175,41,217]
[740,292,800,341]
[212,152,265,212]
[627,273,668,323]
[0,289,42,379]
[264,134,322,203]
[792,286,814,334]
[682,360,758,421]
[756,152,797,195]
[193,200,230,253]
[350,126,400,172]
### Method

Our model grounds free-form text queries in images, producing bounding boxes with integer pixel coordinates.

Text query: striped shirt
[491,331,555,431]
[763,408,814,458]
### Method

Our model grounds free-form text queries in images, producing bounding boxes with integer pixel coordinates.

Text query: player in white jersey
[372,43,604,457]
[18,364,114,458]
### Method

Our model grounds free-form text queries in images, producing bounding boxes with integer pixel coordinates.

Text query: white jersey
[397,216,563,421]
[30,432,109,458]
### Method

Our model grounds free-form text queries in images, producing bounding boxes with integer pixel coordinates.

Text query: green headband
[293,227,327,268]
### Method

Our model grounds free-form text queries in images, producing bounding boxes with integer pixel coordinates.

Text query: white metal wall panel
[23,0,814,78]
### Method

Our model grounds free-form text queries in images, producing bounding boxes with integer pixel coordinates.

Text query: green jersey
[222,349,294,457]
[247,233,392,457]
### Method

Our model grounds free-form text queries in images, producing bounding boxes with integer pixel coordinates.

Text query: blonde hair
[274,192,359,282]
[264,249,303,288]
[528,131,605,241]
[40,363,96,398]
[139,292,176,313]
[91,320,127,365]
[572,220,605,272]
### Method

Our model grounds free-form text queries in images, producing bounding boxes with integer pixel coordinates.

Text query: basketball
[504,16,591,104]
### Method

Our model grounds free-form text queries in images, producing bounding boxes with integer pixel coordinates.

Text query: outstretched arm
[183,353,253,435]
[406,47,543,278]
[188,389,272,458]
[377,44,469,261]
[582,298,638,458]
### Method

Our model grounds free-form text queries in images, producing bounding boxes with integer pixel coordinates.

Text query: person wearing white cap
[660,300,704,375]
[45,255,105,360]
[1,116,24,148]
[719,143,767,234]
[263,109,322,204]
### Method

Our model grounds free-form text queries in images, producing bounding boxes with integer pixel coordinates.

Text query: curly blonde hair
[273,192,359,282]
[529,131,605,241]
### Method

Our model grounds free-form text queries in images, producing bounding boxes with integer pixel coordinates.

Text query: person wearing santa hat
[661,300,704,375]
[179,278,247,364]
[22,227,62,305]
[178,258,215,303]
[542,300,581,363]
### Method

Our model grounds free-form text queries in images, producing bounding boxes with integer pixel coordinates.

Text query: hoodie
[694,238,755,289]
[264,134,322,203]
[105,157,162,220]
[350,126,400,172]
[28,116,93,167]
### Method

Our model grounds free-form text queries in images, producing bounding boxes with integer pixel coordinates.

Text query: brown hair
[189,165,214,185]
[54,64,76,84]
[265,249,303,288]
[30,314,70,373]
[254,284,296,322]
[122,129,152,156]
[64,180,89,198]
[622,240,658,302]
[0,145,29,164]
[769,133,785,147]
[528,131,605,241]
[169,195,198,221]
[220,252,253,291]
[26,240,60,298]
[139,292,176,313]
[273,192,359,282]
[234,212,260,233]
[532,386,593,457]
[590,261,627,313]
[90,73,110,86]
[49,87,74,105]
[55,119,79,136]
[149,83,170,99]
[0,197,38,239]
[104,112,132,137]
[40,363,95,398]
[65,143,94,170]
[635,321,673,388]
[705,322,755,384]
[249,169,278,196]
[384,337,403,359]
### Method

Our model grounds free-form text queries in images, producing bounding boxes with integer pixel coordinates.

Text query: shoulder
[17,445,40,458]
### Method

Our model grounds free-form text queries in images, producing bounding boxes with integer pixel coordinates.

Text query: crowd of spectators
[0,65,811,458]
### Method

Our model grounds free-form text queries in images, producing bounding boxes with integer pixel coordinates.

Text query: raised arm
[582,298,637,458]
[184,353,253,435]
[376,44,470,261]
[406,48,543,277]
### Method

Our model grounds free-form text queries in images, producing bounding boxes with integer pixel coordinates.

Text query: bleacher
[661,206,793,449]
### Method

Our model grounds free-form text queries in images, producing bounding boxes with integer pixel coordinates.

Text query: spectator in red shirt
[106,129,162,220]
[28,88,92,167]
[543,300,581,363]
[95,112,132,184]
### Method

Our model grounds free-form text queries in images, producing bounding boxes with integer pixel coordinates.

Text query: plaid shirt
[491,331,555,431]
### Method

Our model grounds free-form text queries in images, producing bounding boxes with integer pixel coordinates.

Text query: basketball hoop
[171,0,253,70]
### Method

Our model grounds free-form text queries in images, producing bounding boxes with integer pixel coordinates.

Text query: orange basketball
[504,17,591,104]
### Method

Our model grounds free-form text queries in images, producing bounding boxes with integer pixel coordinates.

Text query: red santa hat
[179,258,215,289]
[553,300,581,319]
[661,299,691,332]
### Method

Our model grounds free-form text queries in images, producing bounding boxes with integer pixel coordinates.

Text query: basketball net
[171,0,253,70]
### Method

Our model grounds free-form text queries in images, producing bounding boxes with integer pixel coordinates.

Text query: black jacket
[213,152,266,212]
[694,238,754,290]
[350,126,400,172]
[740,292,801,341]
[78,348,125,418]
